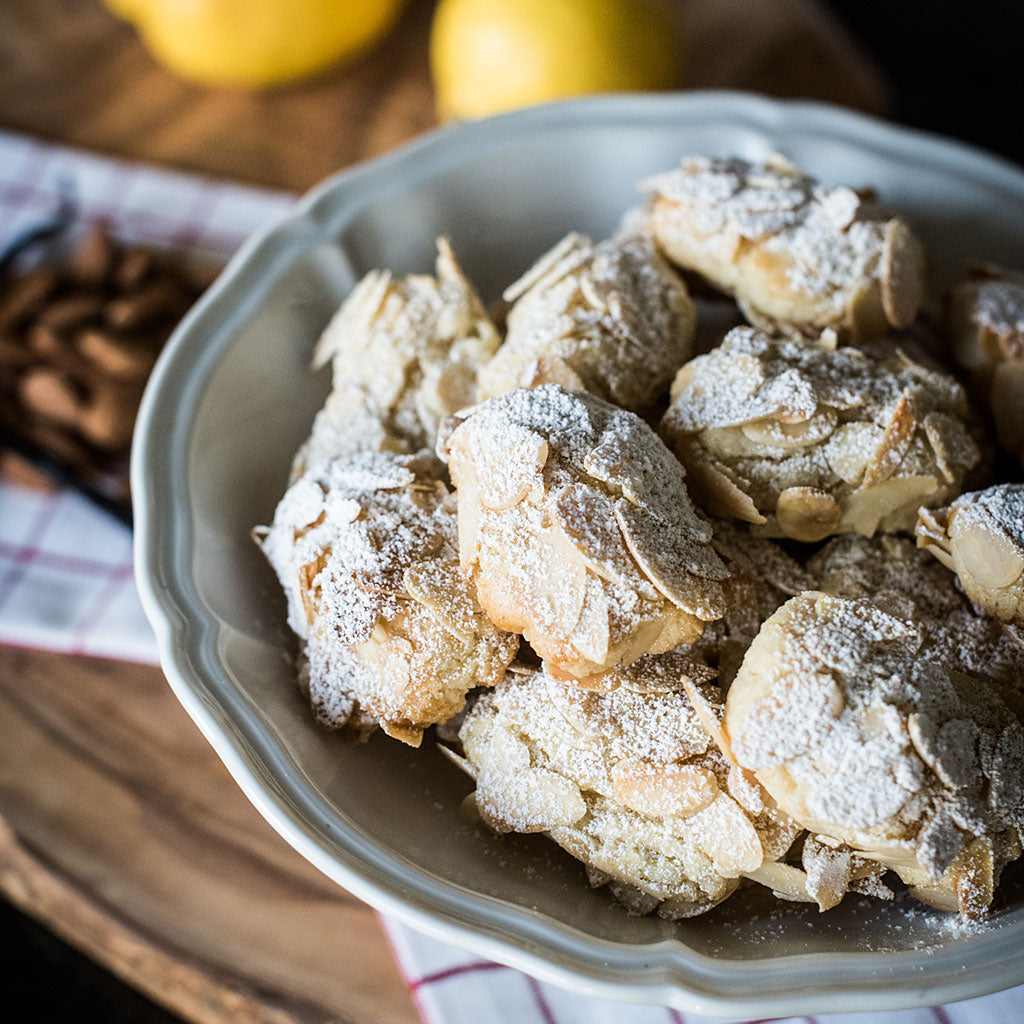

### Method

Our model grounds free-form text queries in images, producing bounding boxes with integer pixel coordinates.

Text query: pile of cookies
[257,154,1024,922]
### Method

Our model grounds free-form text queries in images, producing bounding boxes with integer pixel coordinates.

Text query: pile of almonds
[0,224,205,503]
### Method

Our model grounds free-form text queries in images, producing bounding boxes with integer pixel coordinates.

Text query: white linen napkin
[1,129,1021,1024]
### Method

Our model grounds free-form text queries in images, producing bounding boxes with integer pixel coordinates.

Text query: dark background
[828,0,1024,167]
[3,1,1023,1021]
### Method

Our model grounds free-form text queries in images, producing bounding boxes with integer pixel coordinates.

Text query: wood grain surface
[0,646,419,1024]
[0,1,886,1022]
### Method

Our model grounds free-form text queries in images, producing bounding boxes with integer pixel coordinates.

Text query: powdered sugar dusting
[442,384,726,677]
[481,227,695,413]
[661,326,979,536]
[641,155,910,333]
[256,450,517,741]
[729,593,1024,891]
[460,655,797,909]
[810,533,1024,687]
[975,278,1024,337]
[954,482,1024,548]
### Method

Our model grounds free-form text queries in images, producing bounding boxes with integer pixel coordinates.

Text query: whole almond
[76,328,157,379]
[105,278,184,330]
[38,293,106,332]
[0,267,59,331]
[20,368,85,427]
[78,382,144,450]
[69,224,117,285]
[114,248,153,290]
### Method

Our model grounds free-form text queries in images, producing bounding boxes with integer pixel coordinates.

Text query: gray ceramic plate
[132,92,1024,1017]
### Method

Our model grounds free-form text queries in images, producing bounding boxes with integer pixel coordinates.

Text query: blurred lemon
[430,0,682,120]
[105,0,406,87]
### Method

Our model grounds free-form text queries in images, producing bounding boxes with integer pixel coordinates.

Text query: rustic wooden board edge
[0,814,341,1024]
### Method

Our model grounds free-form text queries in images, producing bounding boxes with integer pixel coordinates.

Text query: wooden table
[0,1,885,1021]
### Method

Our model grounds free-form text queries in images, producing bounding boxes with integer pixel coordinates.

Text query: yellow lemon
[430,0,683,121]
[105,0,406,88]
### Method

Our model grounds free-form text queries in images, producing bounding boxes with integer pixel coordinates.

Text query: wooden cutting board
[0,646,419,1024]
[0,1,886,1022]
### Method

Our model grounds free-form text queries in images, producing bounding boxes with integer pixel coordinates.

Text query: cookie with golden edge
[477,226,695,413]
[255,451,518,746]
[641,154,925,340]
[450,652,800,918]
[917,483,1024,635]
[660,326,980,541]
[440,384,728,680]
[724,591,1024,918]
[292,237,501,478]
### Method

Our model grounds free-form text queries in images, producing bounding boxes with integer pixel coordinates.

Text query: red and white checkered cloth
[2,129,1023,1024]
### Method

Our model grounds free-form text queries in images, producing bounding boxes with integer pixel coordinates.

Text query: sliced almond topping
[611,759,718,820]
[688,792,764,876]
[861,393,917,488]
[914,505,955,570]
[842,474,938,536]
[551,483,652,596]
[531,532,588,640]
[727,764,766,814]
[906,881,960,913]
[555,663,618,692]
[568,579,612,670]
[516,355,586,393]
[880,219,925,329]
[846,280,888,341]
[775,486,842,542]
[437,743,475,779]
[463,718,530,771]
[678,447,766,523]
[668,361,696,403]
[298,552,329,627]
[502,231,590,303]
[614,500,726,618]
[952,838,995,919]
[907,712,941,775]
[953,515,1024,589]
[802,836,854,911]
[381,721,424,747]
[452,464,482,569]
[745,861,815,903]
[404,560,478,642]
[741,408,836,451]
[824,421,885,485]
[922,411,977,485]
[476,767,587,834]
[476,432,548,510]
[682,676,733,763]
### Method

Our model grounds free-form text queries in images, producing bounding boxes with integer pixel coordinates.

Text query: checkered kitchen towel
[2,129,1024,1024]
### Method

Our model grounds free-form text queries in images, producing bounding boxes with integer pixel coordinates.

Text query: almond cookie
[452,652,800,917]
[477,228,695,413]
[293,238,501,477]
[255,451,518,746]
[691,522,814,688]
[641,155,925,340]
[948,265,1024,464]
[724,591,1024,917]
[661,326,980,540]
[440,384,728,679]
[917,484,1024,633]
[812,532,1024,687]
